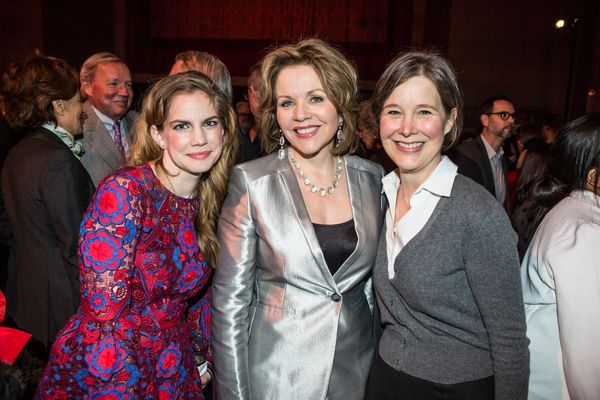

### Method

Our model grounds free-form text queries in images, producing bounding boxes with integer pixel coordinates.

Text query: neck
[481,130,503,152]
[151,161,198,198]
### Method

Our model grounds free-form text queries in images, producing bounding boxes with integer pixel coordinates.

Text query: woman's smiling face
[275,65,341,158]
[379,76,455,184]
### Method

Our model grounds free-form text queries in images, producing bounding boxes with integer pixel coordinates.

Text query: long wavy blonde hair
[128,71,238,268]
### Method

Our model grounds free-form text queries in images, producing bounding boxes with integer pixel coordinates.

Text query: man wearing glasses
[448,94,516,214]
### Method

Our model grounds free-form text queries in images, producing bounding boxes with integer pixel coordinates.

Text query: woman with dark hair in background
[522,112,600,399]
[510,141,551,261]
[0,54,95,347]
[212,38,385,400]
[37,71,238,399]
[366,50,529,400]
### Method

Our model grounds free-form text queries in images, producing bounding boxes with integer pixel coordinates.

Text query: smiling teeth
[396,142,424,149]
[296,126,318,134]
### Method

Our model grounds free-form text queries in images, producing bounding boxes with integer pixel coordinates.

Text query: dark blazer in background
[447,134,511,214]
[1,127,95,345]
[78,100,138,186]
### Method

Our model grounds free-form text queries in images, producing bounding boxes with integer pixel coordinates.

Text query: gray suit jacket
[212,152,386,400]
[450,135,511,214]
[78,100,138,186]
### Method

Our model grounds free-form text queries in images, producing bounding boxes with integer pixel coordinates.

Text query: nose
[117,84,130,97]
[191,127,208,146]
[293,101,310,121]
[399,115,416,136]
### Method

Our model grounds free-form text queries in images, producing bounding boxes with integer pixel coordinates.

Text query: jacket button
[331,293,342,302]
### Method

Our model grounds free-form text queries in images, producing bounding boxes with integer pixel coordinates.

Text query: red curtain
[150,0,388,43]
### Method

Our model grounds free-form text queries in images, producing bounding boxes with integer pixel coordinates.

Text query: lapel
[82,100,124,170]
[474,135,496,196]
[278,155,365,289]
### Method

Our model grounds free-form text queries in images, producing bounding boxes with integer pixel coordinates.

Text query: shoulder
[230,152,287,183]
[450,175,507,221]
[96,165,152,195]
[345,155,385,178]
[124,109,139,124]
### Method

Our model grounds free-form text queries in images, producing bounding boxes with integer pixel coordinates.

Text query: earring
[335,122,343,147]
[278,130,286,160]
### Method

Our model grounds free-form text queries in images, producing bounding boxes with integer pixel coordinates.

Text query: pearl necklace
[289,148,342,197]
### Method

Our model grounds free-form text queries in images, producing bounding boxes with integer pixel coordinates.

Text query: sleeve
[211,166,257,400]
[77,172,144,322]
[39,151,95,307]
[463,198,530,400]
[186,282,213,373]
[546,221,600,399]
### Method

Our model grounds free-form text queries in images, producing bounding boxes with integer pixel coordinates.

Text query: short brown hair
[259,38,360,156]
[371,50,463,151]
[1,52,79,131]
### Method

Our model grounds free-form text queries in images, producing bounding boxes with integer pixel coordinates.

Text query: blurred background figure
[510,141,551,260]
[243,61,264,158]
[508,123,545,211]
[521,112,600,399]
[79,52,138,186]
[235,100,253,133]
[0,53,95,347]
[541,113,564,144]
[356,99,395,174]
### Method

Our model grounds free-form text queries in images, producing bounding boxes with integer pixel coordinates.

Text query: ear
[480,113,489,128]
[150,125,165,150]
[587,168,598,188]
[81,80,93,98]
[52,99,65,116]
[444,108,458,136]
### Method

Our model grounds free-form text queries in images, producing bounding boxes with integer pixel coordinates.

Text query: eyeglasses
[238,112,252,118]
[243,93,249,101]
[486,112,518,121]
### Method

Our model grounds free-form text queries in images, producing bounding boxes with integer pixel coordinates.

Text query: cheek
[420,119,445,141]
[379,116,397,140]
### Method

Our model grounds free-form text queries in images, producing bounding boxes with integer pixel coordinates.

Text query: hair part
[258,38,361,156]
[1,52,79,131]
[128,71,239,268]
[174,51,233,103]
[371,49,464,151]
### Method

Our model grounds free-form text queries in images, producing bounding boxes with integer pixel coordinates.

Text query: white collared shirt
[91,106,130,152]
[481,136,506,206]
[382,156,458,279]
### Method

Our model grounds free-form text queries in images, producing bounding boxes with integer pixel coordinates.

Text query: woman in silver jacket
[211,38,385,400]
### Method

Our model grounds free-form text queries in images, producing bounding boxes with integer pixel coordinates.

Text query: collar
[91,105,120,134]
[481,134,504,160]
[382,155,457,199]
[41,123,84,159]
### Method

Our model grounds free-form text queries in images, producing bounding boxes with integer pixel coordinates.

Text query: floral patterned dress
[36,164,212,400]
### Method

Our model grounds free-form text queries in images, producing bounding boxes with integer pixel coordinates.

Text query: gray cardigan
[373,174,529,400]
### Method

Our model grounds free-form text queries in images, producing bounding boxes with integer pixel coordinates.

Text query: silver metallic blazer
[212,151,385,400]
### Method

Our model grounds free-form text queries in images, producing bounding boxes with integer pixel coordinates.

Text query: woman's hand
[201,371,212,388]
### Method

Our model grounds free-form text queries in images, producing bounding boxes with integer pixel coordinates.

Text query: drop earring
[278,130,286,160]
[336,122,344,146]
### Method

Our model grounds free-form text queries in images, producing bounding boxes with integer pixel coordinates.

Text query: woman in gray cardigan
[365,50,529,400]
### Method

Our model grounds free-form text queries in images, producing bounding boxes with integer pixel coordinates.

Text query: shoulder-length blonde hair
[259,38,361,156]
[128,71,238,268]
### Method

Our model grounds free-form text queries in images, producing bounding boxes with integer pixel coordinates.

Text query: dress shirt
[91,105,130,152]
[481,136,506,205]
[382,156,457,279]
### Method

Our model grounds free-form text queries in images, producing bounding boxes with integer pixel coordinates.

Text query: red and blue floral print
[37,165,212,399]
